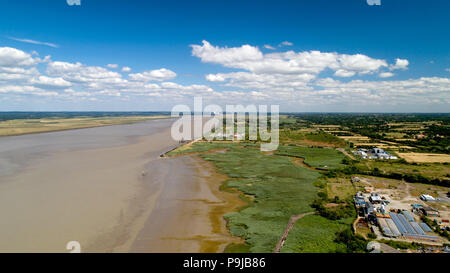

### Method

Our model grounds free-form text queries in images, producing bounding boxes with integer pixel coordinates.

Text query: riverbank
[0,115,170,137]
[130,155,246,252]
[0,117,248,252]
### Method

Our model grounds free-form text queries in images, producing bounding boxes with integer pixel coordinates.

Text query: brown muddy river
[0,118,239,252]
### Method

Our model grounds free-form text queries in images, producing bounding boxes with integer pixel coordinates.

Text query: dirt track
[273,212,315,253]
[337,148,356,160]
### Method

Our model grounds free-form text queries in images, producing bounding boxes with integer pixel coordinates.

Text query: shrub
[334,229,367,253]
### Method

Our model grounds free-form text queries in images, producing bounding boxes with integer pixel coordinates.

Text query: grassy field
[407,182,450,199]
[171,142,357,253]
[324,177,362,200]
[281,214,354,253]
[276,145,346,170]
[280,129,346,148]
[0,115,169,136]
[280,175,358,253]
[353,160,450,182]
[167,142,235,156]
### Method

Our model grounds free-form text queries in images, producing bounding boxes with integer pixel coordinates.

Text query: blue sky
[0,0,449,112]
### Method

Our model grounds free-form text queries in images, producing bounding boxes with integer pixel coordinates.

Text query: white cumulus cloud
[379,72,395,78]
[390,58,409,70]
[0,47,38,67]
[121,66,131,72]
[334,70,356,77]
[191,41,388,75]
[129,68,176,82]
[0,45,448,112]
[191,40,263,67]
[30,76,72,87]
[46,61,125,85]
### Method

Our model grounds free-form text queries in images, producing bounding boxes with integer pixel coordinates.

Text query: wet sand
[0,119,241,252]
[131,156,245,253]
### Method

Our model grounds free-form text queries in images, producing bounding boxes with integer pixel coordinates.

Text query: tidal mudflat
[0,118,238,252]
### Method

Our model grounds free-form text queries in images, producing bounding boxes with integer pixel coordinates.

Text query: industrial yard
[353,147,398,160]
[352,176,450,252]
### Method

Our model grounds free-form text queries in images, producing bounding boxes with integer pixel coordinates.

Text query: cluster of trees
[378,239,425,250]
[311,178,368,253]
[334,229,367,253]
[311,191,355,220]
[279,118,306,130]
[286,113,450,153]
[287,113,450,127]
[326,163,450,187]
[413,137,450,154]
[421,215,450,240]
[426,124,450,137]
[370,169,449,187]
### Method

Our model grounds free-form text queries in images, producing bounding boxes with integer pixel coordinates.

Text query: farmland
[286,113,449,154]
[350,160,450,186]
[397,152,450,163]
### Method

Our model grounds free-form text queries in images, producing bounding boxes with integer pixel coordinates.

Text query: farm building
[354,192,365,207]
[420,194,435,201]
[364,202,375,216]
[369,193,383,204]
[372,148,384,154]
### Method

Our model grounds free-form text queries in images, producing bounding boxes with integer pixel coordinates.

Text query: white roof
[421,194,435,200]
[370,195,382,201]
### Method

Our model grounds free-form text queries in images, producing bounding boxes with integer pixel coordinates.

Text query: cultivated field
[397,152,450,163]
[279,129,346,148]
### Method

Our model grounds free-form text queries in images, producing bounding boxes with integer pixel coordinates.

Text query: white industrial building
[420,194,435,202]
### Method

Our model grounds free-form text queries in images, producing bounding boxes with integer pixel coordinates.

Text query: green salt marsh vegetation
[170,142,359,252]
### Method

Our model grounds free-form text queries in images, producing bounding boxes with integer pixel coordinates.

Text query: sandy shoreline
[0,119,241,252]
[131,155,245,253]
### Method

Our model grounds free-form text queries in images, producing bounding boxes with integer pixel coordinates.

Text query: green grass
[378,239,425,250]
[223,243,252,253]
[198,143,319,252]
[353,160,450,183]
[172,142,357,253]
[281,214,353,253]
[167,142,234,156]
[280,130,347,148]
[324,177,360,200]
[276,145,346,170]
